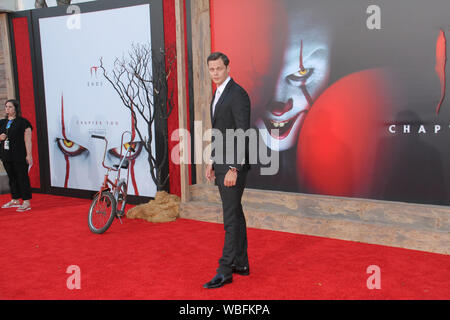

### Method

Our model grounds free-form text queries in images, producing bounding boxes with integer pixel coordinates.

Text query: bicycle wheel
[114,180,127,217]
[88,191,116,234]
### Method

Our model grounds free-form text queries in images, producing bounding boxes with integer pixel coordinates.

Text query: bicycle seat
[113,159,129,169]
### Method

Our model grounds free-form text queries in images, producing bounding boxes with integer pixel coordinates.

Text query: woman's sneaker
[2,200,21,208]
[17,202,31,212]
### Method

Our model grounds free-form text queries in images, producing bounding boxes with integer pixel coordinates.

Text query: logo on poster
[87,65,103,88]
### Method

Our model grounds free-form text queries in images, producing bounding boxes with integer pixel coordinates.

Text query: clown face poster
[211,0,450,206]
[38,3,157,197]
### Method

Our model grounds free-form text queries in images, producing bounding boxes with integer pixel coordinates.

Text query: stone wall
[181,184,450,255]
[0,13,15,177]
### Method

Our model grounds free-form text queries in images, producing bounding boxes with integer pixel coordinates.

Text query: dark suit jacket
[210,78,251,175]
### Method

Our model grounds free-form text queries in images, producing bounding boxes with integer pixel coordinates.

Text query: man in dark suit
[203,52,251,289]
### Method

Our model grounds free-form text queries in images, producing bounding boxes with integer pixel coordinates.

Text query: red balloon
[297,69,396,197]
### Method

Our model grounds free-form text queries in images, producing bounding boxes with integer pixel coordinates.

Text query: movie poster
[211,0,450,205]
[39,4,157,197]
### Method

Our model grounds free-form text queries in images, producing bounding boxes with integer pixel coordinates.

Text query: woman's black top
[0,117,33,162]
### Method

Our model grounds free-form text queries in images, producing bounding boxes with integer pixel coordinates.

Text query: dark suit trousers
[3,160,32,200]
[215,170,249,277]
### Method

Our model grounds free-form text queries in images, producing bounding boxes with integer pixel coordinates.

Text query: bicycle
[88,131,134,234]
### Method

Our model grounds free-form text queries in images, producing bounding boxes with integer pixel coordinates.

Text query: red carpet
[0,193,449,300]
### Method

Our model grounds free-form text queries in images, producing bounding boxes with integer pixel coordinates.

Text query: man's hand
[224,168,237,187]
[205,164,215,182]
[26,154,33,167]
[0,133,6,141]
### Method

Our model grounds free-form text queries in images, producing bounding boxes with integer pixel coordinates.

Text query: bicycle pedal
[116,210,125,217]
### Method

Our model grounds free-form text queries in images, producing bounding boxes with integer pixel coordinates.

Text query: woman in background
[0,99,33,212]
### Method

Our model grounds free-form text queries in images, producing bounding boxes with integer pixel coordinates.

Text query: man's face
[208,58,230,86]
[256,34,330,151]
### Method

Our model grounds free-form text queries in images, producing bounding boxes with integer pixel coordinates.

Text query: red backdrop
[11,17,40,189]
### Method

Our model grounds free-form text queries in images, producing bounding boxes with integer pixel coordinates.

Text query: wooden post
[174,0,190,202]
[0,13,15,107]
[190,0,212,185]
[0,12,15,173]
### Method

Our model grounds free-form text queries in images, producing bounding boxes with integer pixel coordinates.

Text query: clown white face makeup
[256,28,330,151]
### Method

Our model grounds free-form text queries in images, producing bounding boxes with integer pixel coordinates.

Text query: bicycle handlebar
[91,131,133,173]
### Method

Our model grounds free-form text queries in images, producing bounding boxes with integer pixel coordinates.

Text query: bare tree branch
[99,43,176,190]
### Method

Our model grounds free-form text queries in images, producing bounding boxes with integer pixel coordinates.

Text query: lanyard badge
[4,120,12,150]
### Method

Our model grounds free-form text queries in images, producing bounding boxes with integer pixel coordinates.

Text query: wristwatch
[229,166,238,173]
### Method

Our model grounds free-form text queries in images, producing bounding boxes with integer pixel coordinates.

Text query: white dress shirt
[212,76,231,117]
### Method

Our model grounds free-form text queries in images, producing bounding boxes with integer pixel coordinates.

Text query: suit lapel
[212,78,234,125]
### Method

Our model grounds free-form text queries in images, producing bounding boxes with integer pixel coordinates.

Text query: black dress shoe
[231,265,250,276]
[203,273,233,289]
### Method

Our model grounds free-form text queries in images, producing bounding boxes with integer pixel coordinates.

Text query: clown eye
[108,141,144,161]
[56,138,88,157]
[286,67,314,85]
